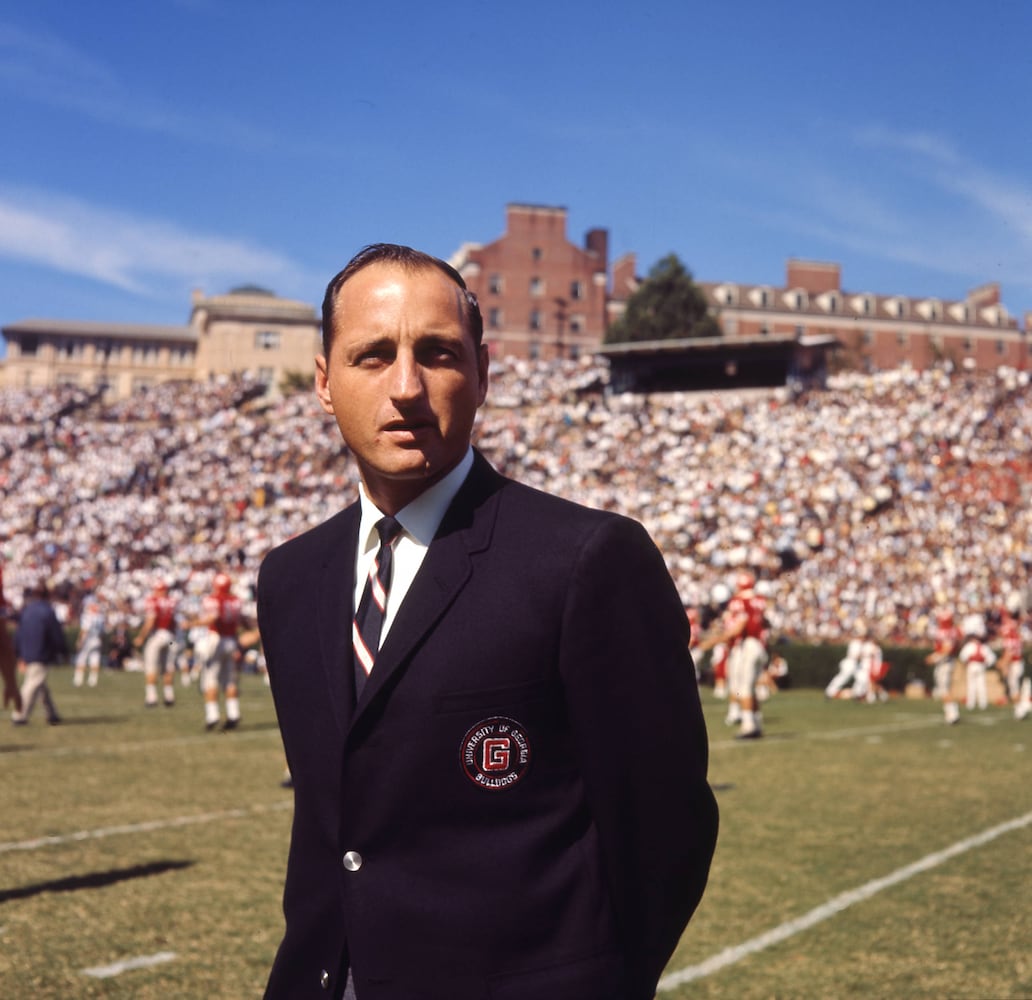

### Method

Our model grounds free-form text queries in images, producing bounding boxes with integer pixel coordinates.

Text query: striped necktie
[353,515,402,697]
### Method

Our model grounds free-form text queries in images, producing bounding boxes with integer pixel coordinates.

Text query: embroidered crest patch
[461,717,531,790]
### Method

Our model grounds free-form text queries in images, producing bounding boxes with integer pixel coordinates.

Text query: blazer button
[319,969,330,989]
[342,850,363,872]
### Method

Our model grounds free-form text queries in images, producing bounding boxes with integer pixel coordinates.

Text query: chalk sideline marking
[708,716,945,750]
[658,808,1032,990]
[0,800,292,855]
[82,951,177,978]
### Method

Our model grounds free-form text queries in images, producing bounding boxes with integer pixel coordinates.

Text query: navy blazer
[258,451,717,1000]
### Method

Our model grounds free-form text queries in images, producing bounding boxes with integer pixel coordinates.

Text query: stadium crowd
[0,359,1029,654]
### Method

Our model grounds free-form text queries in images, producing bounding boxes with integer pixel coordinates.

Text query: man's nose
[389,352,425,401]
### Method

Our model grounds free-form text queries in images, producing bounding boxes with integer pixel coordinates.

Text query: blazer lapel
[317,504,361,734]
[351,454,503,723]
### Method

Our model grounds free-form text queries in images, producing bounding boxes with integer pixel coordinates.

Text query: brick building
[449,203,625,361]
[700,259,1031,373]
[3,210,1030,397]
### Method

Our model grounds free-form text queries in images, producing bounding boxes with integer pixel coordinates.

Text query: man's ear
[314,354,334,415]
[476,343,489,406]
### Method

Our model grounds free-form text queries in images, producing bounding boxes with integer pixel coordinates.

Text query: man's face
[315,262,488,513]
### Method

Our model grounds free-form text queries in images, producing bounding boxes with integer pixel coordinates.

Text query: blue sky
[2,0,1031,358]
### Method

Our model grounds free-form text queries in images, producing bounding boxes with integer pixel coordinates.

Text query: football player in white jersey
[926,608,961,724]
[958,615,995,712]
[825,625,866,699]
[73,594,106,688]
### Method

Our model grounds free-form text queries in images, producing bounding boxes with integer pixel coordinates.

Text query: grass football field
[1,668,1029,999]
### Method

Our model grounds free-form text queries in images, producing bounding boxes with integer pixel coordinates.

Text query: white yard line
[659,809,1032,990]
[709,714,949,748]
[0,800,291,855]
[82,950,177,978]
[11,728,281,758]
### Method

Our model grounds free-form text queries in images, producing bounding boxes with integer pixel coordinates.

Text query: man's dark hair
[320,243,483,355]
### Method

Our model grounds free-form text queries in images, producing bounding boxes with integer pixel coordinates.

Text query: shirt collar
[357,447,474,554]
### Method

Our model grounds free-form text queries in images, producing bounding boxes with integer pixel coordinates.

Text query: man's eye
[355,350,390,366]
[422,344,458,363]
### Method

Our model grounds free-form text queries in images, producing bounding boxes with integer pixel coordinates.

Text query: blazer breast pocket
[432,676,558,715]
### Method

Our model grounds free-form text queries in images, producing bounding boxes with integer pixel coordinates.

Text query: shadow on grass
[0,859,195,903]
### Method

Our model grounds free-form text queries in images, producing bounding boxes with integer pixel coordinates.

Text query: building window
[569,315,583,333]
[795,325,804,337]
[255,329,280,350]
[530,277,544,297]
[258,367,275,385]
[759,290,769,307]
[529,310,542,331]
[570,280,584,300]
[531,247,542,261]
[896,330,908,347]
[759,324,769,336]
[20,334,39,356]
[568,344,580,360]
[996,339,1006,355]
[489,274,503,294]
[862,329,874,346]
[488,308,502,329]
[963,337,973,352]
[529,340,541,359]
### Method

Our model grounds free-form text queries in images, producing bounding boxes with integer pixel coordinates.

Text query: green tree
[605,253,720,343]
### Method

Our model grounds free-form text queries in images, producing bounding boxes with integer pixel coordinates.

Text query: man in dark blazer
[258,244,718,1000]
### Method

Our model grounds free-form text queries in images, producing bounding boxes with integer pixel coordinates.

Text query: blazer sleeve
[558,514,718,999]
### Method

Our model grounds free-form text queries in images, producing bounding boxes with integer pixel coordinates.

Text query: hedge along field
[1,667,1030,998]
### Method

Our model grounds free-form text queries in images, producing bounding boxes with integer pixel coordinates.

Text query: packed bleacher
[1,359,1029,645]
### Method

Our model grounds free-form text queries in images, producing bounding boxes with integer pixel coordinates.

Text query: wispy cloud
[738,125,1032,301]
[0,22,278,151]
[856,125,1032,243]
[0,186,309,299]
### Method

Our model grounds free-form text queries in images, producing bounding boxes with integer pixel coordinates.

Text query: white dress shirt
[354,447,474,648]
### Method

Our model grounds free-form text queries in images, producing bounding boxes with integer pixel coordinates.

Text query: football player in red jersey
[701,571,768,739]
[135,580,180,707]
[995,611,1026,709]
[192,573,245,731]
